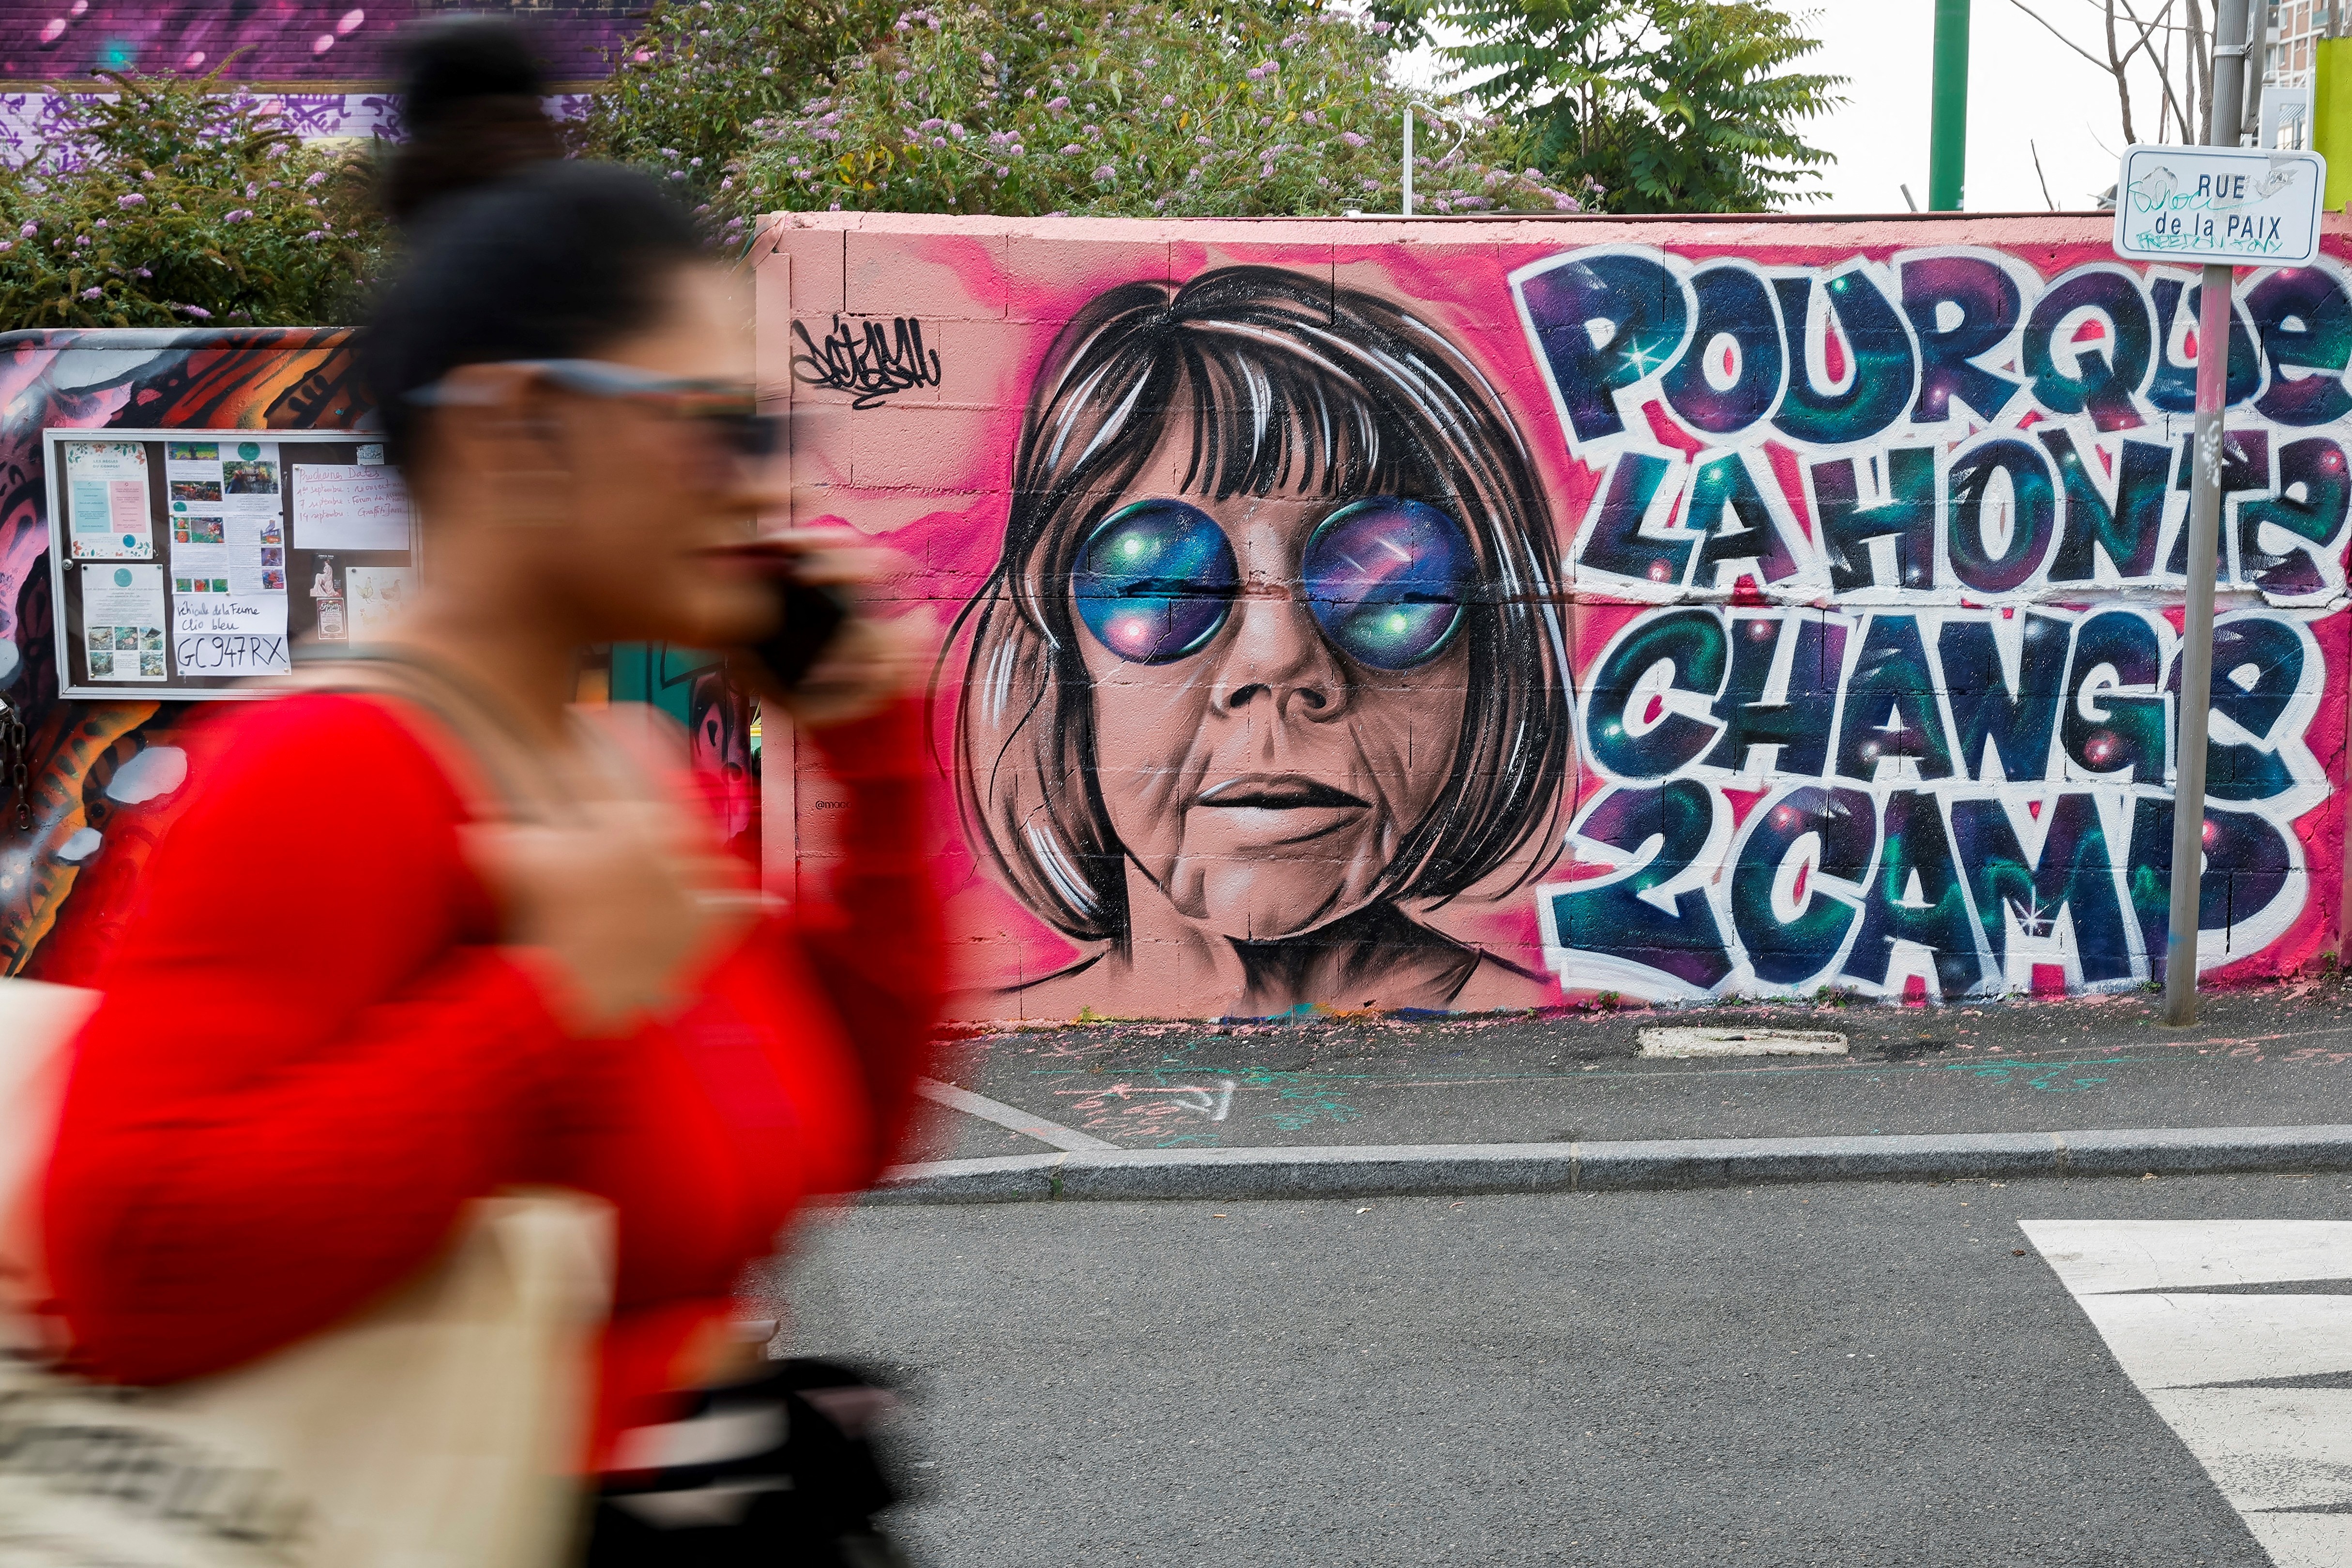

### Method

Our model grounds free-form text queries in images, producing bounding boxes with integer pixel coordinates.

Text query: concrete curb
[864,1125,2352,1203]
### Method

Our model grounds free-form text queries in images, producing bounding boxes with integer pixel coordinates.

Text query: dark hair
[358,160,704,470]
[953,266,1572,943]
[382,17,564,225]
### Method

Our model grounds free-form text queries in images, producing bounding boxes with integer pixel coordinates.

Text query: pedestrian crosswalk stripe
[2022,1220,2352,1568]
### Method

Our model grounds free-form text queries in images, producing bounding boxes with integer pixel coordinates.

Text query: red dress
[39,691,941,1461]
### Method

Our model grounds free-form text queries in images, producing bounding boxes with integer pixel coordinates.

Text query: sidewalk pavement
[882,976,2352,1201]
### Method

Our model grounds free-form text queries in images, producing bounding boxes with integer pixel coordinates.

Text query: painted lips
[1196,775,1369,810]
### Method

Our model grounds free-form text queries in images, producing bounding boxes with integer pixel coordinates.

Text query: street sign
[2111,143,2326,267]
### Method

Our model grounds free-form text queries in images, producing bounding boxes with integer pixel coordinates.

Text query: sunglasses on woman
[1073,496,1476,671]
[407,358,783,459]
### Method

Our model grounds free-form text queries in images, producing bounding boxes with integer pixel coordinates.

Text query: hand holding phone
[708,535,928,727]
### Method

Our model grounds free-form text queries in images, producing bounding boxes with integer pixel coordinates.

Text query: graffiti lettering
[1519,244,2350,1003]
[789,315,942,409]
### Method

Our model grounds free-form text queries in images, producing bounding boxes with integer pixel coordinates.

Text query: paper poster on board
[168,511,230,593]
[292,464,411,550]
[220,440,282,510]
[172,591,290,677]
[64,441,153,560]
[346,567,416,642]
[81,563,166,680]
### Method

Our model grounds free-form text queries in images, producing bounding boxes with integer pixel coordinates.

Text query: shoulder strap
[282,652,570,825]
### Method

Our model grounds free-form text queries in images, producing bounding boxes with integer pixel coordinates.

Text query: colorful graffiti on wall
[1524,244,2345,1005]
[763,214,2352,1020]
[0,327,362,978]
[0,327,759,980]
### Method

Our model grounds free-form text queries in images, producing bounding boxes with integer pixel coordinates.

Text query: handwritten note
[173,593,289,676]
[292,464,413,551]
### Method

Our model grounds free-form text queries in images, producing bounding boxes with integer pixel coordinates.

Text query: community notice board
[44,429,418,700]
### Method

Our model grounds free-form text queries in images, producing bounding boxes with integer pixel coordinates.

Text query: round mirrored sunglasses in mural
[1074,495,1474,671]
[954,266,1573,1020]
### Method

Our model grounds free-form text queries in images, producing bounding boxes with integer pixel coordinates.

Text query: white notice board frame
[44,427,418,700]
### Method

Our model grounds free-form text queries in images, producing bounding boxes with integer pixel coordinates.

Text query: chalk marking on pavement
[2022,1220,2352,1568]
[916,1077,1115,1152]
[1638,1027,1848,1059]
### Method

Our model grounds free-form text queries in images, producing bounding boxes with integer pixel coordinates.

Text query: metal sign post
[2108,0,2323,1023]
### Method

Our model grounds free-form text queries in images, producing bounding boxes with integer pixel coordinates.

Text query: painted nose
[1208,587,1350,721]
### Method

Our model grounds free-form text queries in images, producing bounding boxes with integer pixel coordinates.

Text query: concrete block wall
[756,212,2352,1023]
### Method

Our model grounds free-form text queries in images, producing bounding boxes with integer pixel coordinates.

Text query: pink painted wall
[753,212,2352,1023]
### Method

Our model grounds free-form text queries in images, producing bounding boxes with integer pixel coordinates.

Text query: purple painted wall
[0,0,644,85]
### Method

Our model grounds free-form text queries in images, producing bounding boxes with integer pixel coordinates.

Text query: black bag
[587,1357,916,1568]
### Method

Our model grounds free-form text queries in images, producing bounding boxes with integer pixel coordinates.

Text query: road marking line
[916,1078,1116,1152]
[2022,1219,2352,1566]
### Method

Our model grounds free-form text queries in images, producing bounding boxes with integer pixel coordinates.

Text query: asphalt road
[912,980,2352,1159]
[761,1173,2352,1568]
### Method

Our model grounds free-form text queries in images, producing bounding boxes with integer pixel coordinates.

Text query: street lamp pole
[1928,0,1972,209]
[2162,0,2256,1026]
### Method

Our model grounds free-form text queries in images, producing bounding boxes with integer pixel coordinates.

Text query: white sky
[1394,0,2213,214]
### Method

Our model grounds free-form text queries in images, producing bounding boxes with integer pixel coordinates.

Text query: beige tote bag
[0,751,613,1568]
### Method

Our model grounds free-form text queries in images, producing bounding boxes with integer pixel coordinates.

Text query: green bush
[596,0,1593,226]
[0,69,387,331]
[572,0,903,212]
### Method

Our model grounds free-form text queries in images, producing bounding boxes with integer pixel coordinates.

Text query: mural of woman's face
[1072,414,1473,943]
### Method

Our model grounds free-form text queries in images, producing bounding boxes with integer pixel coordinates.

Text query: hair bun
[385,16,563,225]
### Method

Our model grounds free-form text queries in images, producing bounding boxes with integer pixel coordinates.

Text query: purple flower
[1060,143,1083,155]
[994,165,1009,177]
[1083,123,1100,137]
[1245,67,1263,80]
[17,222,34,237]
[1194,134,1212,147]
[81,287,102,300]
[223,209,253,223]
[1092,164,1115,183]
[133,266,149,277]
[0,241,11,253]
[1369,18,1391,33]
[1009,145,1024,157]
[1047,95,1070,111]
[1339,131,1367,148]
[300,228,332,240]
[93,219,108,229]
[75,234,91,246]
[303,170,328,187]
[117,192,145,208]
[1161,94,1175,107]
[932,136,948,148]
[919,117,944,130]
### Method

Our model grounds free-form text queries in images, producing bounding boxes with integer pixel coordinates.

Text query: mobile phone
[741,570,852,693]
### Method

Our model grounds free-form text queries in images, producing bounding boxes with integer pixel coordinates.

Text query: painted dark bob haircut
[953,265,1571,943]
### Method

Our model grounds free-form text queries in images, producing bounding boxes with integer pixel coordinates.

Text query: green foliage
[0,69,386,330]
[1399,0,1842,213]
[571,0,903,209]
[603,0,1592,224]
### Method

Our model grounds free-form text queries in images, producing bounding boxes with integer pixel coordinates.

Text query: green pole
[1929,0,1971,210]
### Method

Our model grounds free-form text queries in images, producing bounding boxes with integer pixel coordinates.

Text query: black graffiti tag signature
[789,315,942,409]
